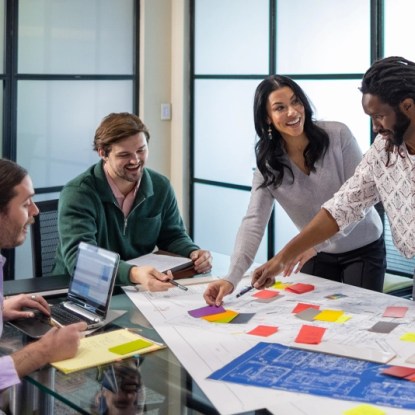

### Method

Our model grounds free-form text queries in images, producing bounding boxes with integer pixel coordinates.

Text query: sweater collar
[94,160,154,203]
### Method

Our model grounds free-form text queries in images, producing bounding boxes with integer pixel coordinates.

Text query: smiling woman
[203,75,386,307]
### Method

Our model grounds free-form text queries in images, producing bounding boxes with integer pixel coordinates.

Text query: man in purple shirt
[0,159,86,399]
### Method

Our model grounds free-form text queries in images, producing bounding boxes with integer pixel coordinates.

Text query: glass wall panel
[16,80,133,188]
[18,0,134,74]
[276,0,370,74]
[297,79,371,152]
[384,0,415,62]
[194,0,269,75]
[194,183,268,264]
[194,79,258,186]
[0,0,4,74]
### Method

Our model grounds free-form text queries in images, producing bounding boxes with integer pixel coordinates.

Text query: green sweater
[53,161,199,285]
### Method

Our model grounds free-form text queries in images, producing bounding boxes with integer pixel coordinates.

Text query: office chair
[31,199,59,277]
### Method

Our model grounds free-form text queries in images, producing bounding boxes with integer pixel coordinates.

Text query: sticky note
[108,338,153,355]
[273,281,292,289]
[343,403,385,415]
[383,306,408,318]
[314,309,344,322]
[285,283,314,294]
[368,321,400,334]
[295,324,326,344]
[202,310,239,323]
[381,365,415,379]
[247,325,278,337]
[188,305,225,318]
[252,290,279,299]
[292,303,320,314]
[401,332,415,342]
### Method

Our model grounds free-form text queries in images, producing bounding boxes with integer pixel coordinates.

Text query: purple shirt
[0,254,20,390]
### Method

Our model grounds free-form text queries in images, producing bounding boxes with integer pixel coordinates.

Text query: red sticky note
[295,324,326,344]
[292,303,320,314]
[247,325,278,337]
[286,283,315,294]
[253,290,279,299]
[382,365,415,378]
[383,306,408,318]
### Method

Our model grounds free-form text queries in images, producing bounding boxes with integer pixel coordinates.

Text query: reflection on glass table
[1,291,220,415]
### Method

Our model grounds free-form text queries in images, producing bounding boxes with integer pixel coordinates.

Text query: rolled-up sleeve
[323,150,380,231]
[0,356,20,391]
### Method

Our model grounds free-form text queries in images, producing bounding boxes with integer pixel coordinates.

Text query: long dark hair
[0,159,28,214]
[254,75,329,188]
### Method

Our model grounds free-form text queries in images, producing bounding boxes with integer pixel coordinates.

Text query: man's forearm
[11,341,50,378]
[281,208,339,261]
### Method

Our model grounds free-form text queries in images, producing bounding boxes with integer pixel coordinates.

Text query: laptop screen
[68,242,120,316]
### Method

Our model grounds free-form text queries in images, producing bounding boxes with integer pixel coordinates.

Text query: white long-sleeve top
[224,121,383,288]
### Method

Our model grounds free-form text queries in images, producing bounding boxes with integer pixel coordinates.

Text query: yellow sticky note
[314,309,344,322]
[202,310,238,323]
[343,403,385,415]
[273,281,291,289]
[108,338,153,355]
[335,314,351,324]
[400,332,415,342]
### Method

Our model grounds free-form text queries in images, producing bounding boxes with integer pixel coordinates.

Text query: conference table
[1,280,223,414]
[2,253,415,414]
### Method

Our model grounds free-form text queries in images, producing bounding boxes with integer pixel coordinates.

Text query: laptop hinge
[63,301,101,322]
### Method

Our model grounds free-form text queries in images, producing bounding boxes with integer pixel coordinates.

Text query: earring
[268,124,272,140]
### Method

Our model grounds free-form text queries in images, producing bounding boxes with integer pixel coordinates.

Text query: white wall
[140,0,189,222]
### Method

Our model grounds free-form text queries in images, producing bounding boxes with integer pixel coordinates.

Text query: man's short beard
[388,108,410,146]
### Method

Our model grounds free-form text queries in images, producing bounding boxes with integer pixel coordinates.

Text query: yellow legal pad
[51,328,165,374]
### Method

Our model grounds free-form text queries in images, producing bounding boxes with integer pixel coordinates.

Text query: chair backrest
[31,199,59,277]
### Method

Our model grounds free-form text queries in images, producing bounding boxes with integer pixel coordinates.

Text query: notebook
[9,242,121,338]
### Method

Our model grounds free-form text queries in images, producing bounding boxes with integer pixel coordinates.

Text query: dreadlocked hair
[361,56,415,162]
[254,75,329,189]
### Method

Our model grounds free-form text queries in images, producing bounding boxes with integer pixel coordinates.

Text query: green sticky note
[108,339,153,355]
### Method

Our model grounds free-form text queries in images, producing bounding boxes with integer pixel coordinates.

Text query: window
[191,0,415,277]
[2,0,137,279]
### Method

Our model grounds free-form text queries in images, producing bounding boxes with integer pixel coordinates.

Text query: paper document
[126,252,192,272]
[51,328,165,374]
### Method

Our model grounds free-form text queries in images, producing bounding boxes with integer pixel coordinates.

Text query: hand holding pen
[236,284,255,298]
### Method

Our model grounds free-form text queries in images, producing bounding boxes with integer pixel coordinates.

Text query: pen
[169,279,188,291]
[50,317,63,328]
[236,285,254,298]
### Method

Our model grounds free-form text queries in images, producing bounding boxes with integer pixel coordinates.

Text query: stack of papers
[126,252,193,273]
[51,328,165,374]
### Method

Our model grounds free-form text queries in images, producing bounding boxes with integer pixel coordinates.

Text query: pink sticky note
[292,303,320,314]
[383,306,408,318]
[252,290,279,299]
[295,324,326,344]
[286,283,315,294]
[247,325,278,337]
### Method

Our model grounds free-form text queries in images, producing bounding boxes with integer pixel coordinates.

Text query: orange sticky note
[252,290,279,299]
[247,325,278,337]
[295,324,326,344]
[202,310,239,323]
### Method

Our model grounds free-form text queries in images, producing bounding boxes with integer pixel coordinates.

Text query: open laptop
[9,242,121,338]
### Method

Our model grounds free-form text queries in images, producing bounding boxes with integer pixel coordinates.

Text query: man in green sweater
[53,113,211,290]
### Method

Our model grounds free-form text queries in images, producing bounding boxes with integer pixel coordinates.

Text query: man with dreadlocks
[245,56,415,300]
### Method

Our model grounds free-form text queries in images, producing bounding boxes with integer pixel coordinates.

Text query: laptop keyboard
[51,303,95,326]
